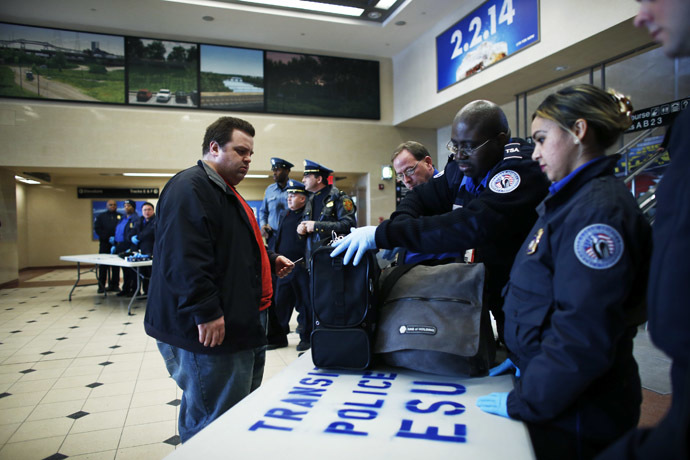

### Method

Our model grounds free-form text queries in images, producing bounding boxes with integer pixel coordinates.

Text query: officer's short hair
[391,141,430,162]
[142,202,154,210]
[202,117,255,156]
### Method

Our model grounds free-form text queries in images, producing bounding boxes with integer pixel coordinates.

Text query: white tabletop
[60,254,152,268]
[166,351,534,459]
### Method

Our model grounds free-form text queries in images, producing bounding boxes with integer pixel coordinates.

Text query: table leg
[67,261,80,301]
[127,267,142,316]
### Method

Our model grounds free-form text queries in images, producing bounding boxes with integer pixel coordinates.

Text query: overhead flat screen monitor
[436,0,539,92]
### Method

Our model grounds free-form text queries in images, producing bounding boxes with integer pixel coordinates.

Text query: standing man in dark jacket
[144,116,294,443]
[93,199,121,293]
[597,1,690,459]
[331,100,550,343]
[131,201,155,295]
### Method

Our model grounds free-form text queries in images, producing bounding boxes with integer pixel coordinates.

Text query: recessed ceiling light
[15,175,40,185]
[245,174,270,178]
[555,65,569,72]
[395,20,406,26]
[367,11,382,19]
[376,0,397,9]
[237,0,363,16]
[202,15,215,21]
[123,173,176,177]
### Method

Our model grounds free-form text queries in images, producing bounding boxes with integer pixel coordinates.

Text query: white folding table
[165,351,535,459]
[59,254,152,315]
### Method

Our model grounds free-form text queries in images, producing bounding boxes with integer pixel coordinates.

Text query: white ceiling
[0,0,468,60]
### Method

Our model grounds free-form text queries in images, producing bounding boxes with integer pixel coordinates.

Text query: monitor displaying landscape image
[264,51,379,119]
[200,44,264,112]
[126,37,198,107]
[0,22,125,103]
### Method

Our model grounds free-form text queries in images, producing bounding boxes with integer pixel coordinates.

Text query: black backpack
[309,245,379,370]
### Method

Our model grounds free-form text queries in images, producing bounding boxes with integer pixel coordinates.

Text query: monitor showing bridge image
[0,22,125,103]
[200,44,264,112]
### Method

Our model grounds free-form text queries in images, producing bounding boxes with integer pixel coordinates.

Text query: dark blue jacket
[136,215,156,256]
[597,109,690,459]
[144,161,277,354]
[375,139,550,308]
[503,155,651,448]
[302,185,357,262]
[93,209,122,253]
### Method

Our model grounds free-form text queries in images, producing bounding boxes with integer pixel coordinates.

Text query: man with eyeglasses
[331,100,550,343]
[392,141,437,190]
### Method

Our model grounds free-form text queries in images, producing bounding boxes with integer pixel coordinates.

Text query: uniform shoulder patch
[343,197,354,212]
[489,170,521,193]
[573,224,624,270]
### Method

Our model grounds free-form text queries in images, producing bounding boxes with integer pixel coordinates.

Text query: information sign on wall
[436,0,539,92]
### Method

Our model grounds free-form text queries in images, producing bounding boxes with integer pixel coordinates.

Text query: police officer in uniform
[269,180,311,351]
[331,101,550,344]
[113,200,139,296]
[260,157,293,251]
[131,201,156,295]
[93,199,122,293]
[298,160,357,263]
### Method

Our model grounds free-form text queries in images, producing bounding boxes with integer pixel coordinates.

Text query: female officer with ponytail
[476,84,652,459]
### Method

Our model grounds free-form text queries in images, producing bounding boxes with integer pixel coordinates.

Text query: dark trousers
[98,241,119,289]
[527,422,613,460]
[266,265,311,344]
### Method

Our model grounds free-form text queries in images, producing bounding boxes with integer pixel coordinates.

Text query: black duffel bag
[374,261,495,377]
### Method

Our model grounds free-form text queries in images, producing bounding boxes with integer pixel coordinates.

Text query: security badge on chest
[526,228,544,255]
[574,224,624,270]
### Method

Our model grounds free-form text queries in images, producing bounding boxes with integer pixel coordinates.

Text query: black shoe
[97,288,105,293]
[107,286,120,292]
[116,291,128,297]
[267,341,288,350]
[296,341,310,352]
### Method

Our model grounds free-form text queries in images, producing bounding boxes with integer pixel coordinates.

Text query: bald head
[453,100,510,140]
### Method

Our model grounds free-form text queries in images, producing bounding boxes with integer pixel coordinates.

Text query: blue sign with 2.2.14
[436,0,539,92]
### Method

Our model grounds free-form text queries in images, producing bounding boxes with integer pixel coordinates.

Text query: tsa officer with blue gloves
[475,85,652,459]
[113,199,139,297]
[260,157,293,251]
[298,160,357,263]
[331,100,550,343]
[131,201,156,295]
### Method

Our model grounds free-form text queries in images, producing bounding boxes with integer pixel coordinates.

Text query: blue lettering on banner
[299,377,334,386]
[289,387,327,397]
[325,422,368,436]
[337,409,378,420]
[395,419,467,443]
[358,380,392,390]
[405,399,466,415]
[281,398,318,408]
[248,420,293,432]
[265,408,308,421]
[410,381,467,395]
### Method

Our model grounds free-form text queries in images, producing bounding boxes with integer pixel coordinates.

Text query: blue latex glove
[108,236,115,244]
[489,358,521,378]
[131,235,140,245]
[110,245,116,254]
[330,226,377,266]
[476,392,510,418]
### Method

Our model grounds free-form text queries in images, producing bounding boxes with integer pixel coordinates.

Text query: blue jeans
[157,309,267,442]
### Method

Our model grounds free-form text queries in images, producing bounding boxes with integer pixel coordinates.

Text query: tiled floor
[0,268,301,460]
[0,267,672,459]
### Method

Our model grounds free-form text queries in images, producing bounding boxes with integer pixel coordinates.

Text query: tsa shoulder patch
[343,197,354,212]
[489,170,521,193]
[573,224,624,270]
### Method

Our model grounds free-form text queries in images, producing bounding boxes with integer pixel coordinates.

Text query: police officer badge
[574,224,624,270]
[489,170,521,193]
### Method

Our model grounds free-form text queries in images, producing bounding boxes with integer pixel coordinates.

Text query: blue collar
[548,156,607,195]
[460,170,491,197]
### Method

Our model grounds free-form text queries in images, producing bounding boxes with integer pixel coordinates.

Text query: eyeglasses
[446,138,492,158]
[395,160,421,181]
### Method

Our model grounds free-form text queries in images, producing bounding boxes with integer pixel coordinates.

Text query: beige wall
[0,169,19,285]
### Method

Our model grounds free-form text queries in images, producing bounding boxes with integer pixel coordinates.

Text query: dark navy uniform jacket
[375,139,550,309]
[598,109,690,459]
[93,209,122,253]
[303,185,357,261]
[136,215,156,256]
[503,155,652,446]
